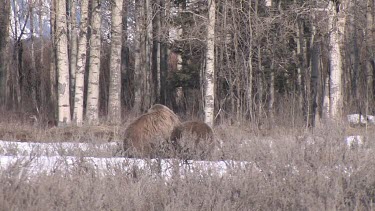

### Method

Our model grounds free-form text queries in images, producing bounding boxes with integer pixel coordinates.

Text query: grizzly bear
[170,121,214,160]
[123,104,181,157]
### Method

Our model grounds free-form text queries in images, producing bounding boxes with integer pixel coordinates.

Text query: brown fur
[170,121,214,159]
[123,104,181,157]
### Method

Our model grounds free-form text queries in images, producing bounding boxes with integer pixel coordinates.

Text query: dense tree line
[0,0,373,128]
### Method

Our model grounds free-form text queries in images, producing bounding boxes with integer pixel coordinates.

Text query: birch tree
[73,0,89,125]
[327,0,347,120]
[56,0,71,125]
[86,0,101,124]
[108,0,123,123]
[204,0,215,127]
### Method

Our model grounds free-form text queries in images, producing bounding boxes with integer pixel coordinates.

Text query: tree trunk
[29,0,40,114]
[353,3,360,112]
[0,0,11,105]
[366,0,374,115]
[70,0,78,113]
[121,0,129,108]
[152,0,161,103]
[257,45,263,122]
[160,0,169,105]
[73,0,89,125]
[328,0,347,120]
[269,52,275,126]
[204,0,215,127]
[310,13,320,127]
[86,0,101,124]
[38,0,46,113]
[145,0,153,108]
[50,0,57,119]
[56,0,71,125]
[247,0,253,121]
[156,0,161,103]
[108,0,123,124]
[133,0,143,113]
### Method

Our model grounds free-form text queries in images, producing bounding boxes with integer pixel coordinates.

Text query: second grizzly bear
[170,121,214,160]
[123,104,181,157]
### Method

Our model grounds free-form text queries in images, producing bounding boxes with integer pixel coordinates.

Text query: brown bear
[123,104,181,157]
[170,121,214,160]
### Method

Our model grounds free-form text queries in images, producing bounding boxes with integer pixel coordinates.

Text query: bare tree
[365,0,374,117]
[70,0,78,110]
[86,0,101,124]
[50,0,57,116]
[0,0,11,105]
[108,0,123,123]
[204,0,215,127]
[55,0,71,125]
[328,0,348,120]
[29,0,40,114]
[73,0,89,125]
[133,0,143,114]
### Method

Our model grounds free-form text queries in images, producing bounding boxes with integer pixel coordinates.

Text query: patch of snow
[347,114,375,125]
[345,136,364,147]
[0,155,250,180]
[367,115,375,124]
[0,140,118,156]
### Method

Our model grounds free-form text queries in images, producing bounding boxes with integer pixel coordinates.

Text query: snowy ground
[0,140,252,180]
[0,133,363,180]
[0,114,368,179]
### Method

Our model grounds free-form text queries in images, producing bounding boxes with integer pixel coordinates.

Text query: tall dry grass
[0,118,374,210]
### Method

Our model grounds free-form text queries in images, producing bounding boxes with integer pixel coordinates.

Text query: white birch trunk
[204,0,215,127]
[73,0,89,125]
[56,0,71,125]
[108,0,123,123]
[86,0,101,124]
[322,76,330,121]
[328,0,346,120]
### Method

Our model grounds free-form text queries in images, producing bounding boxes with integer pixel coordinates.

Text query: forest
[0,0,375,210]
[0,0,373,128]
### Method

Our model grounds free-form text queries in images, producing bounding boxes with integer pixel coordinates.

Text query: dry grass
[0,117,375,210]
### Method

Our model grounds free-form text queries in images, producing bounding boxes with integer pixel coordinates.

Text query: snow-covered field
[0,140,251,179]
[0,113,369,179]
[0,132,365,180]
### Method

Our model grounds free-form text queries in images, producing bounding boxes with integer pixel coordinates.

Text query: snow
[345,136,364,147]
[0,154,250,180]
[0,131,365,179]
[0,140,118,156]
[0,140,251,179]
[347,114,375,125]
